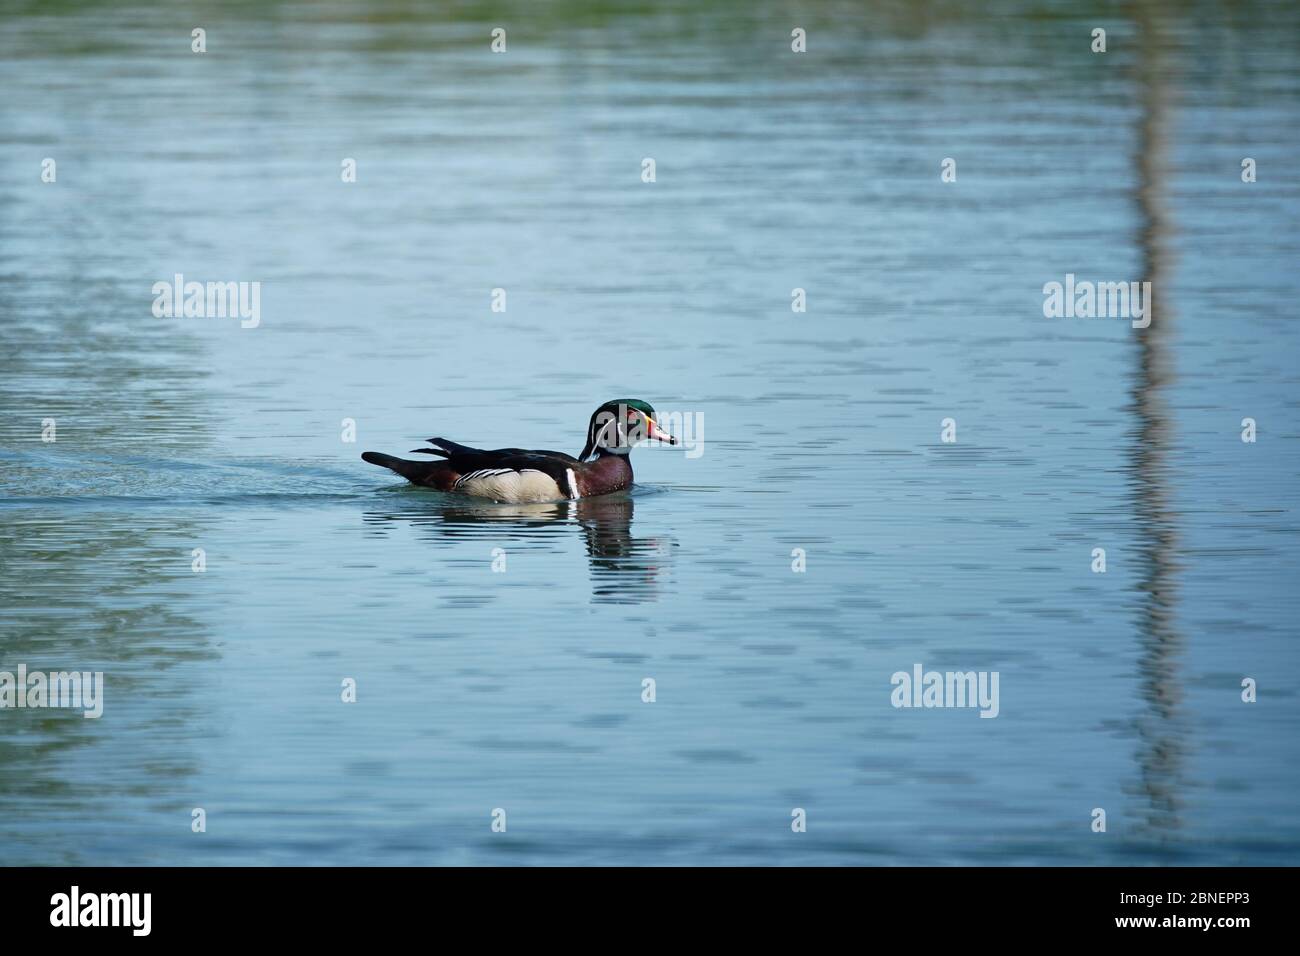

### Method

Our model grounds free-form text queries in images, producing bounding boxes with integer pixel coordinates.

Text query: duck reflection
[363,491,673,604]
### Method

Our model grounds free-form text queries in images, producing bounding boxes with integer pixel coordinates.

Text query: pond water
[1,0,1298,864]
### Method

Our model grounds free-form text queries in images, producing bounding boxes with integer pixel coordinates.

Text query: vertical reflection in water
[1127,1,1185,838]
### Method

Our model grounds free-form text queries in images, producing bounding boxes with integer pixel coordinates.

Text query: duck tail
[362,451,445,485]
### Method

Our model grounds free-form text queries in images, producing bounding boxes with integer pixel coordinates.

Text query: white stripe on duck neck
[594,419,630,456]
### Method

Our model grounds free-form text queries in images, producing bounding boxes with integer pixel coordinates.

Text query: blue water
[2,0,1299,865]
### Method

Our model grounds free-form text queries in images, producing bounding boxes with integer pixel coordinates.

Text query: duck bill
[647,419,677,445]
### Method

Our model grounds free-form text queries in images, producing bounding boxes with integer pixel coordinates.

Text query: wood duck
[362,399,677,503]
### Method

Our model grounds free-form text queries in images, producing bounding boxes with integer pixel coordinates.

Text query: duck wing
[419,437,577,461]
[413,438,578,467]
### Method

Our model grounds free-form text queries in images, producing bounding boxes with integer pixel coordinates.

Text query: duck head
[579,399,677,461]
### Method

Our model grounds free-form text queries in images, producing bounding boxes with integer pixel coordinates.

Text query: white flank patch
[566,468,580,499]
[455,468,564,503]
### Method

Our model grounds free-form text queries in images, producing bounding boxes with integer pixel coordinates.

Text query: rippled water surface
[2,0,1299,865]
